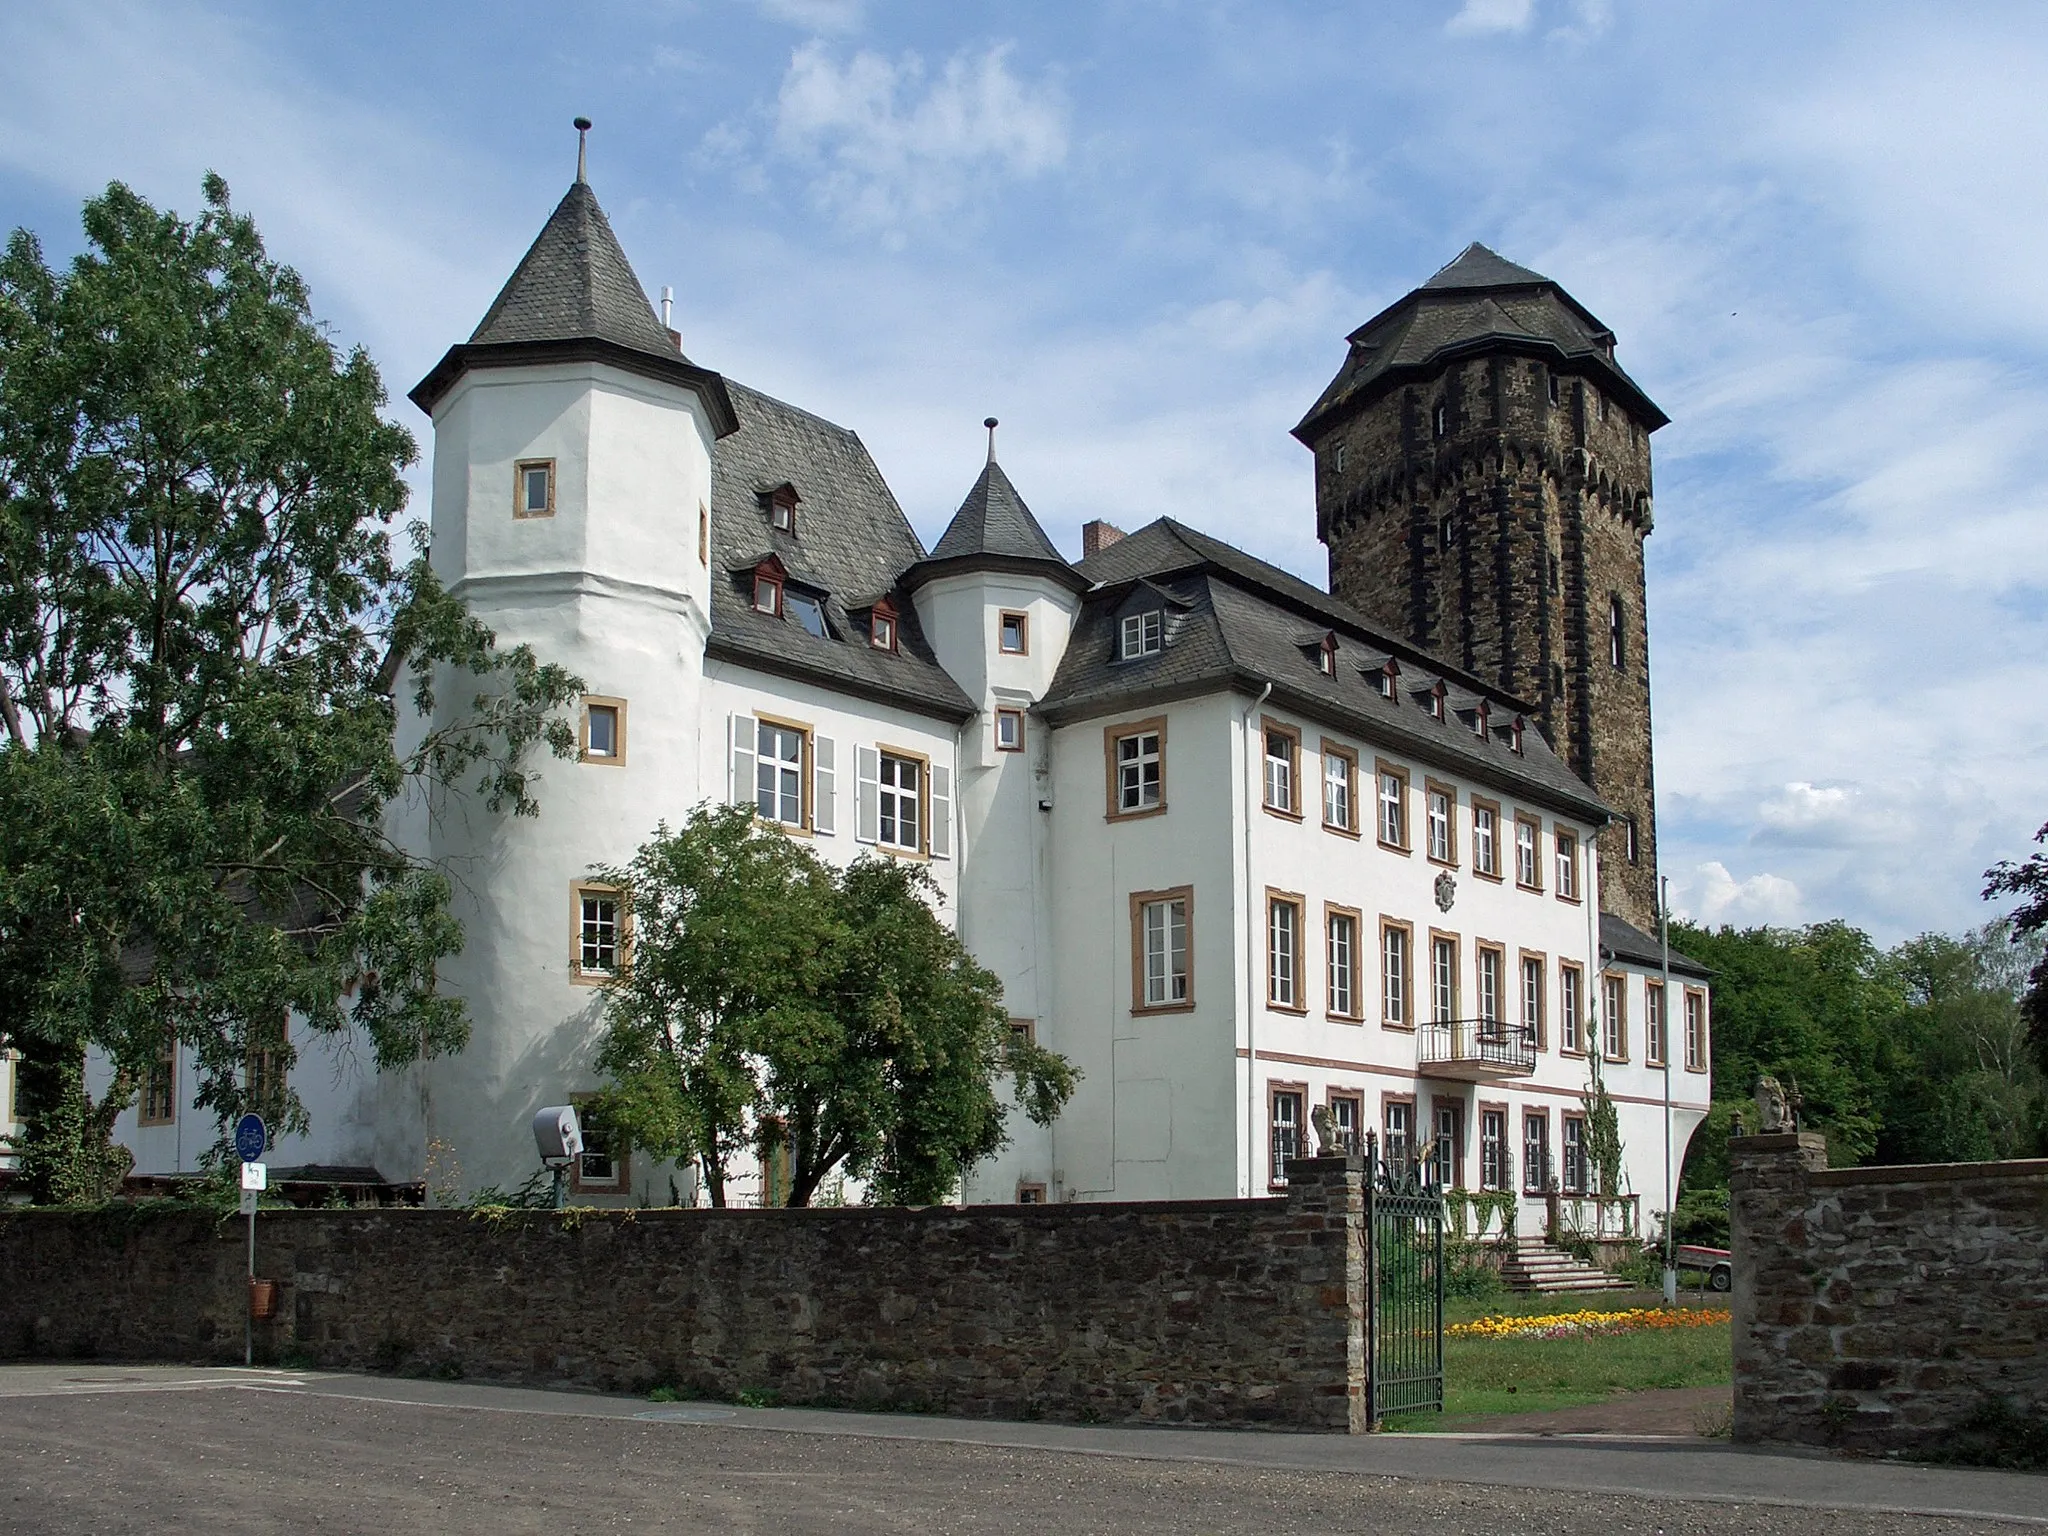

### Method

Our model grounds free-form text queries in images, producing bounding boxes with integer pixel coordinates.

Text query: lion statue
[1754,1074,1790,1134]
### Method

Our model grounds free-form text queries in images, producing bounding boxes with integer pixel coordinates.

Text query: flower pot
[249,1279,279,1321]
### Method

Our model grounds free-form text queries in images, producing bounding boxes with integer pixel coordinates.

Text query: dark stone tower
[1294,244,1666,931]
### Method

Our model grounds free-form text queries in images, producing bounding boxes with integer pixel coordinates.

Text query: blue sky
[4,0,2046,944]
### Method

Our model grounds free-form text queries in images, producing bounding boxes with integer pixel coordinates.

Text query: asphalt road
[0,1368,2038,1535]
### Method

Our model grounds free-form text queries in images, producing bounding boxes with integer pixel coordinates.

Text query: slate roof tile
[470,181,679,360]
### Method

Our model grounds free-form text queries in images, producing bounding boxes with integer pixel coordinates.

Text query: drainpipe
[1241,680,1273,1198]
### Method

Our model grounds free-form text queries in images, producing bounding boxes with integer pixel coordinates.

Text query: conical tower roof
[904,455,1088,593]
[468,181,677,358]
[1420,242,1550,292]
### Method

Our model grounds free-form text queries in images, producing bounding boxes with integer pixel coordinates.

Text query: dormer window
[759,483,801,537]
[1510,716,1526,755]
[1377,660,1399,699]
[1120,610,1163,660]
[1474,701,1489,738]
[786,590,828,639]
[869,599,899,653]
[753,569,783,616]
[1315,633,1337,676]
[1428,681,1446,720]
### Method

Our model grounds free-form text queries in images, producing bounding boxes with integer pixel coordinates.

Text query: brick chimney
[1081,519,1125,559]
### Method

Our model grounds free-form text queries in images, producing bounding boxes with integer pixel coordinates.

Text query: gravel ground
[0,1389,2013,1536]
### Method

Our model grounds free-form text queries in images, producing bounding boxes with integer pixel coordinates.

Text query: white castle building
[104,165,1711,1237]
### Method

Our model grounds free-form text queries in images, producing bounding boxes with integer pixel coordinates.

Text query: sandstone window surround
[1380,918,1413,1030]
[1131,886,1194,1013]
[1646,981,1667,1067]
[579,696,626,766]
[1561,1111,1589,1192]
[1428,929,1460,1025]
[1554,825,1581,903]
[514,457,555,519]
[1559,961,1585,1055]
[1471,798,1502,879]
[995,707,1025,753]
[1685,987,1709,1073]
[732,713,833,836]
[1519,949,1548,1050]
[1015,1181,1047,1204]
[1376,760,1410,852]
[1523,1107,1551,1193]
[245,1013,288,1123]
[138,1034,177,1127]
[1602,973,1628,1062]
[999,609,1029,656]
[1382,1093,1417,1179]
[570,1093,631,1196]
[570,881,626,985]
[1008,1018,1036,1048]
[1326,1089,1364,1154]
[856,743,948,857]
[1475,942,1505,1028]
[1478,1103,1510,1191]
[697,502,709,565]
[1268,1082,1307,1188]
[1266,889,1307,1013]
[1320,740,1359,836]
[1325,903,1363,1022]
[1431,1097,1464,1189]
[1103,717,1167,820]
[1261,717,1302,819]
[1514,814,1542,890]
[1425,779,1457,865]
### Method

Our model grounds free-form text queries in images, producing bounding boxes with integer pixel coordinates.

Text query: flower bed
[1449,1306,1731,1341]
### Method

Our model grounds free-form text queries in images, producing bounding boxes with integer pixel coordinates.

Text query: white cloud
[772,41,1067,239]
[1446,0,1536,38]
[1671,862,1804,929]
[757,0,866,36]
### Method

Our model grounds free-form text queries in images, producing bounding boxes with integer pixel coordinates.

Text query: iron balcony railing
[1416,1016,1537,1076]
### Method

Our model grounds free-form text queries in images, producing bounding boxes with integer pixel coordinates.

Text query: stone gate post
[1283,1154,1367,1433]
[1728,1130,1829,1444]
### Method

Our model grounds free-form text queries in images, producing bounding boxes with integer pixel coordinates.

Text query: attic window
[1120,610,1163,661]
[786,591,828,639]
[1474,701,1489,738]
[1432,401,1448,439]
[753,569,783,617]
[1377,660,1399,699]
[1428,682,1446,720]
[1510,716,1526,755]
[760,485,801,536]
[1316,634,1337,676]
[869,599,899,653]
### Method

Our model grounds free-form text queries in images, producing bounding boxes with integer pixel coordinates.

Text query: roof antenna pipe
[573,116,592,182]
[984,416,998,463]
[661,285,674,329]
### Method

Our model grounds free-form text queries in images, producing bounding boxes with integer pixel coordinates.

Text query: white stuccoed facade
[104,171,1710,1234]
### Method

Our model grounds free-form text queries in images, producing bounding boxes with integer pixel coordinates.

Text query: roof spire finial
[984,416,999,464]
[573,116,592,183]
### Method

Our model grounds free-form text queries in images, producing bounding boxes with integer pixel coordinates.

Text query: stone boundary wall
[0,1157,1367,1432]
[1730,1132,2048,1453]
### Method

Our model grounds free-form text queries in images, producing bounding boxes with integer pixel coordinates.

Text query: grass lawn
[1383,1288,1732,1431]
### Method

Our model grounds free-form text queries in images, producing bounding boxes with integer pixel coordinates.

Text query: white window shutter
[855,745,880,844]
[729,714,756,808]
[813,735,836,835]
[930,763,952,859]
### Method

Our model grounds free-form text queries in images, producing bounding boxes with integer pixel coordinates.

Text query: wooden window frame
[1130,885,1195,1014]
[1319,739,1360,837]
[868,598,900,653]
[1561,1110,1591,1194]
[569,880,627,986]
[998,609,1030,656]
[1260,716,1303,820]
[1514,814,1544,892]
[1427,928,1461,1026]
[1553,822,1582,904]
[874,742,931,860]
[1380,1091,1418,1176]
[1375,759,1411,853]
[994,707,1026,753]
[1522,1106,1552,1194]
[1424,778,1458,866]
[1518,948,1548,1050]
[755,713,817,836]
[1602,972,1629,1063]
[1324,902,1364,1022]
[1558,961,1586,1056]
[1268,1080,1309,1189]
[1119,609,1163,660]
[1103,716,1168,822]
[753,570,784,617]
[1380,916,1414,1031]
[569,1093,631,1196]
[579,695,628,767]
[1429,1094,1466,1189]
[1471,797,1502,881]
[1265,888,1308,1014]
[1477,1100,1511,1192]
[1015,1181,1048,1204]
[514,458,556,519]
[137,1034,177,1128]
[1474,941,1506,1026]
[1684,986,1710,1074]
[1646,979,1667,1068]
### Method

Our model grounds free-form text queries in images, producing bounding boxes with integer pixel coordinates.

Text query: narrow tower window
[1432,401,1448,439]
[1609,596,1626,669]
[515,459,555,519]
[1438,514,1454,551]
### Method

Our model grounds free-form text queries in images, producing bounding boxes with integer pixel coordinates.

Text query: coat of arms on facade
[1433,870,1457,913]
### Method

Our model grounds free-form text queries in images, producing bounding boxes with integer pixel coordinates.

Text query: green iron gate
[1364,1134,1445,1423]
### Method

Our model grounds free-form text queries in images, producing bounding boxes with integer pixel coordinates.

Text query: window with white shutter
[728,714,756,807]
[813,736,836,835]
[929,764,951,858]
[855,746,880,844]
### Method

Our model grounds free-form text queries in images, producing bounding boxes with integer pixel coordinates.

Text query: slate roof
[410,180,736,431]
[1293,242,1666,442]
[706,381,975,722]
[1041,518,1610,821]
[1600,912,1711,981]
[906,457,1089,593]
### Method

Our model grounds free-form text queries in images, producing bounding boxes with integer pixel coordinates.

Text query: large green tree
[0,177,579,1198]
[589,804,1078,1206]
[1985,819,2048,1052]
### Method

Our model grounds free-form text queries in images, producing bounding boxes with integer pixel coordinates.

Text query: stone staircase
[1499,1239,1631,1294]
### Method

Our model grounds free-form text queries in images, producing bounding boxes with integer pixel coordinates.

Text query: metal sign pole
[245,1202,255,1367]
[1659,876,1677,1305]
[234,1112,268,1369]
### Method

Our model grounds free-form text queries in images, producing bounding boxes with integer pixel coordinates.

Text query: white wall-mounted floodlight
[533,1104,583,1165]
